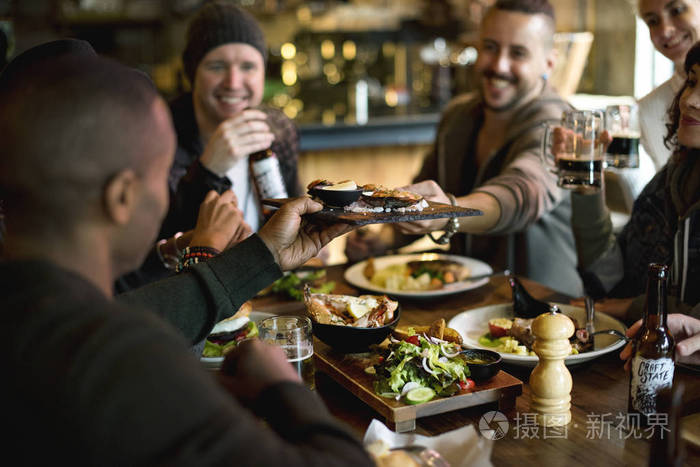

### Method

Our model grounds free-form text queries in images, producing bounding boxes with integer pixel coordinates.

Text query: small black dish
[308,186,363,208]
[311,306,401,353]
[461,349,502,382]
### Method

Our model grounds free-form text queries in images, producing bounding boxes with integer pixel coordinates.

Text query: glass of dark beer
[259,315,315,390]
[542,109,605,191]
[605,104,640,168]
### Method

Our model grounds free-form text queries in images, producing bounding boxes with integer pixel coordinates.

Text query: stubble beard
[481,78,545,114]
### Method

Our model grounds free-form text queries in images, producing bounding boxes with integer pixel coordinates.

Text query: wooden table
[253,266,700,466]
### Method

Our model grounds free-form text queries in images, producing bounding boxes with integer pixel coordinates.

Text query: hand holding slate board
[262,198,483,226]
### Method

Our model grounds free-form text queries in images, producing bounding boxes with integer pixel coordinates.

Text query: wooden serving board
[262,199,482,226]
[313,339,523,432]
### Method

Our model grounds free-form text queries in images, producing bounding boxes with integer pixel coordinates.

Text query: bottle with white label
[628,263,675,425]
[250,148,288,200]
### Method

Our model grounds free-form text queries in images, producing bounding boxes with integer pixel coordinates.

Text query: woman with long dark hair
[573,41,700,323]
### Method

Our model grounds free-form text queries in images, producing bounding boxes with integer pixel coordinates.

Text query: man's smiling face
[193,42,265,126]
[475,9,555,113]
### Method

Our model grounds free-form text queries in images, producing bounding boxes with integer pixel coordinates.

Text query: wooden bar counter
[252,265,700,466]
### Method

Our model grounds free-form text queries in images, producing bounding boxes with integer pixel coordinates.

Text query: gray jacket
[415,87,582,296]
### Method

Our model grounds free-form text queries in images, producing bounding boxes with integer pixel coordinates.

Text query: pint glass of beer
[542,109,605,191]
[604,104,640,168]
[259,315,315,390]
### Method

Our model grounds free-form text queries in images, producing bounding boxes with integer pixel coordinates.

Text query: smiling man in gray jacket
[349,0,581,296]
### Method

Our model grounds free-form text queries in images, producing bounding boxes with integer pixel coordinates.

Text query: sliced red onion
[422,356,438,376]
[440,343,460,358]
[422,333,432,342]
[438,356,449,364]
[389,337,400,344]
[401,381,422,396]
[423,334,447,345]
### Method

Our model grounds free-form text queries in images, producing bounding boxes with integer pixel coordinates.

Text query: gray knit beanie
[182,1,267,84]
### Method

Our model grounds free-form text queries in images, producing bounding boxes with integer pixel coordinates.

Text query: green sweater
[1,242,372,466]
[117,235,281,343]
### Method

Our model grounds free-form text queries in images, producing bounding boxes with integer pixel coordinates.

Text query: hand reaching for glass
[199,109,275,176]
[219,338,302,404]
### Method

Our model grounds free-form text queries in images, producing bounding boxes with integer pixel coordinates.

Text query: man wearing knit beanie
[157,0,301,260]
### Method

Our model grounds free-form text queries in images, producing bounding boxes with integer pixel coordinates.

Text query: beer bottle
[628,263,675,425]
[250,148,288,200]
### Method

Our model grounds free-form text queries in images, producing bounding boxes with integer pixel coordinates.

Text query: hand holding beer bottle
[625,263,675,423]
[622,313,700,367]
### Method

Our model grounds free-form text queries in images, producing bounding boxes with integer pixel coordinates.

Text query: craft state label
[630,356,674,414]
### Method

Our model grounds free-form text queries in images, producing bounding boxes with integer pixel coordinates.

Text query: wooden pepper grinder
[529,306,575,426]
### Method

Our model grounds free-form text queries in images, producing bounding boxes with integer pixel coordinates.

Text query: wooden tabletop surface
[253,265,700,466]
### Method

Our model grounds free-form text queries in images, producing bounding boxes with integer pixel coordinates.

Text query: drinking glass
[542,109,605,191]
[604,104,640,168]
[259,315,315,390]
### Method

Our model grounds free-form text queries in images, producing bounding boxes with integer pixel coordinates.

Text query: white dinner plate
[344,253,493,298]
[448,303,628,367]
[200,311,273,369]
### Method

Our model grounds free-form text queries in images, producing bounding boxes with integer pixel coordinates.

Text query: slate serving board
[262,199,482,226]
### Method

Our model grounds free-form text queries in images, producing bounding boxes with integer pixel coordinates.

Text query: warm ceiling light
[321,40,335,60]
[280,42,296,60]
[342,41,356,60]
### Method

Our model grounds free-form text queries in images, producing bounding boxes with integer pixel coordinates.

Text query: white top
[638,69,685,170]
[226,157,261,232]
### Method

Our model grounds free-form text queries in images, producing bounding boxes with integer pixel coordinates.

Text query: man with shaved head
[0,55,370,466]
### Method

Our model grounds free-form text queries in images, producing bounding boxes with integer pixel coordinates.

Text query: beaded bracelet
[175,245,221,272]
[428,193,460,245]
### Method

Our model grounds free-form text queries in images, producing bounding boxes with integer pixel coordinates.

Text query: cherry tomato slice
[406,335,420,346]
[459,379,476,391]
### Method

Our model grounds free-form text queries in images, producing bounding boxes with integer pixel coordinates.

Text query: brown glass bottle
[628,263,675,425]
